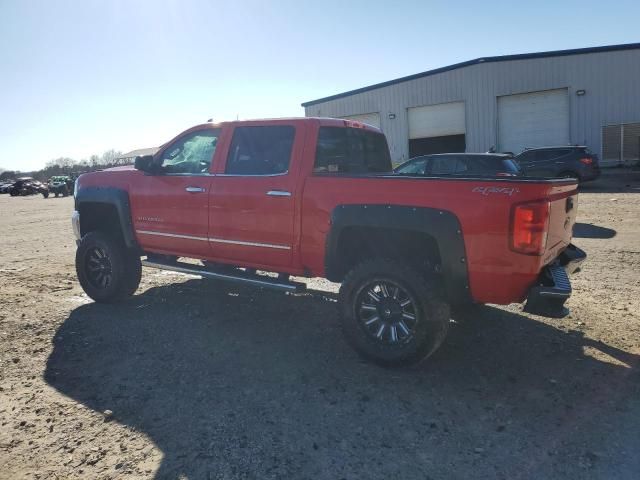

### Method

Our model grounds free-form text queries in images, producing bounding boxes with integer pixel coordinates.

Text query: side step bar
[141,259,307,293]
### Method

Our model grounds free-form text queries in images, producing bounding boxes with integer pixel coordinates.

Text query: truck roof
[199,117,382,133]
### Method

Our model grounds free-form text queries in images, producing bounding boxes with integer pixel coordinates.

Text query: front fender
[75,186,137,249]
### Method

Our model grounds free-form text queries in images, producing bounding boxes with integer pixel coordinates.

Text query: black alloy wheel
[356,280,418,345]
[84,246,114,290]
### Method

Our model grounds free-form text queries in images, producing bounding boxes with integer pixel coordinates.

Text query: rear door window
[314,127,392,173]
[225,126,295,175]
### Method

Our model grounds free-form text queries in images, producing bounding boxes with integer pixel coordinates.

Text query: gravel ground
[1,174,639,480]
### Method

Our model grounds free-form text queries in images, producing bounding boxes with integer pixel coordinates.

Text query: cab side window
[159,129,220,174]
[225,126,295,175]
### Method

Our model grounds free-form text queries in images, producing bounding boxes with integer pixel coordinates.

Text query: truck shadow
[573,222,617,239]
[45,280,640,479]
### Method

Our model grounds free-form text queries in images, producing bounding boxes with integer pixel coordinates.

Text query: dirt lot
[1,174,639,480]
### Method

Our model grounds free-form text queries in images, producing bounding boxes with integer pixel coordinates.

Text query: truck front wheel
[76,231,141,303]
[339,259,450,367]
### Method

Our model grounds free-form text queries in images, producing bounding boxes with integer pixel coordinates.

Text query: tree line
[0,149,127,182]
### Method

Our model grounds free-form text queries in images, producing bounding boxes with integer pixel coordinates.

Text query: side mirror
[134,155,155,172]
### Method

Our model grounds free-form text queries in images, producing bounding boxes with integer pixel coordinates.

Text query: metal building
[302,43,640,166]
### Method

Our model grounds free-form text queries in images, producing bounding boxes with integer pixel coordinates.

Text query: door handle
[266,190,291,197]
[185,186,206,193]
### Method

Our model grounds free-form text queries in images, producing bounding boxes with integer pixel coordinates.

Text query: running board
[141,259,306,293]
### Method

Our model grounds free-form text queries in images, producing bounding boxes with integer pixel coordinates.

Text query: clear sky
[1,0,638,172]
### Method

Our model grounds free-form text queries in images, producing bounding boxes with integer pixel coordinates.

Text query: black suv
[514,146,600,182]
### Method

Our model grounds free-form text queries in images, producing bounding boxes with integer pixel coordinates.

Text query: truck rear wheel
[339,259,450,367]
[76,231,141,303]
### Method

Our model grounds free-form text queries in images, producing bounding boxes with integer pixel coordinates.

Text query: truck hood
[103,165,136,172]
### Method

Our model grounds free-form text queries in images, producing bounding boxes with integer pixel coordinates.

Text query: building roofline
[301,42,640,107]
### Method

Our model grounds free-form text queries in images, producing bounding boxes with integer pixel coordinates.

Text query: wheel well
[78,202,124,242]
[329,227,441,282]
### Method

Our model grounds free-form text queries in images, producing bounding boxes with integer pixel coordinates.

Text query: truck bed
[302,174,578,305]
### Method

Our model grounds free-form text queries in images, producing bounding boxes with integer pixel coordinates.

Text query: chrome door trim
[137,230,291,250]
[208,237,291,250]
[136,230,209,242]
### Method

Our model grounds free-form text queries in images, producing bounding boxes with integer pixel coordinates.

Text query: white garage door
[341,112,381,129]
[408,102,465,139]
[498,89,569,153]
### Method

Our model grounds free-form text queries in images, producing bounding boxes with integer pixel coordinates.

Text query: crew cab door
[129,128,220,257]
[208,123,302,268]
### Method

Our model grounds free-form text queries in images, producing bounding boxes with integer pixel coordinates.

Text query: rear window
[314,127,392,174]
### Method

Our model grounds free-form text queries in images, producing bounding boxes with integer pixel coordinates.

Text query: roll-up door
[407,102,466,156]
[498,88,569,154]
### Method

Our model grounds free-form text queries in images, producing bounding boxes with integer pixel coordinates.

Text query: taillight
[510,201,550,255]
[579,157,593,165]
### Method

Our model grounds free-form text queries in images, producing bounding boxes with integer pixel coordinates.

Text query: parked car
[9,177,49,198]
[513,146,601,182]
[394,153,522,177]
[72,117,585,367]
[0,181,15,194]
[48,175,73,197]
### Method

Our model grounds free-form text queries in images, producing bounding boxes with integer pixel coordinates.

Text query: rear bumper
[523,244,586,318]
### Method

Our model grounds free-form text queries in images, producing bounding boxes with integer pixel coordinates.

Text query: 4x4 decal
[472,186,520,196]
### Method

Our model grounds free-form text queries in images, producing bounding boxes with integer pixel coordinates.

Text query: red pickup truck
[72,118,585,366]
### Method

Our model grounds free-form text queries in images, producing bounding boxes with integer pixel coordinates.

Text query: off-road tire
[42,191,49,198]
[122,249,142,297]
[339,258,450,367]
[76,231,141,303]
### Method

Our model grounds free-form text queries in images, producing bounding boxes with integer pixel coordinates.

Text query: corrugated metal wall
[304,49,640,165]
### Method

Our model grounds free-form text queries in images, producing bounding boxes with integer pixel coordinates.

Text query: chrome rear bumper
[523,244,587,318]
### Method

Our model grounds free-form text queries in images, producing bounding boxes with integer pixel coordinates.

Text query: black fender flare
[75,187,137,249]
[325,204,471,303]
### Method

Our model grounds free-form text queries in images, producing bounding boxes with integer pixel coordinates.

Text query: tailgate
[544,182,579,264]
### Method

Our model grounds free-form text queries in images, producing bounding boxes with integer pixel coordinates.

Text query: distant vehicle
[514,146,601,182]
[48,175,73,197]
[9,177,49,198]
[394,153,522,177]
[0,181,15,194]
